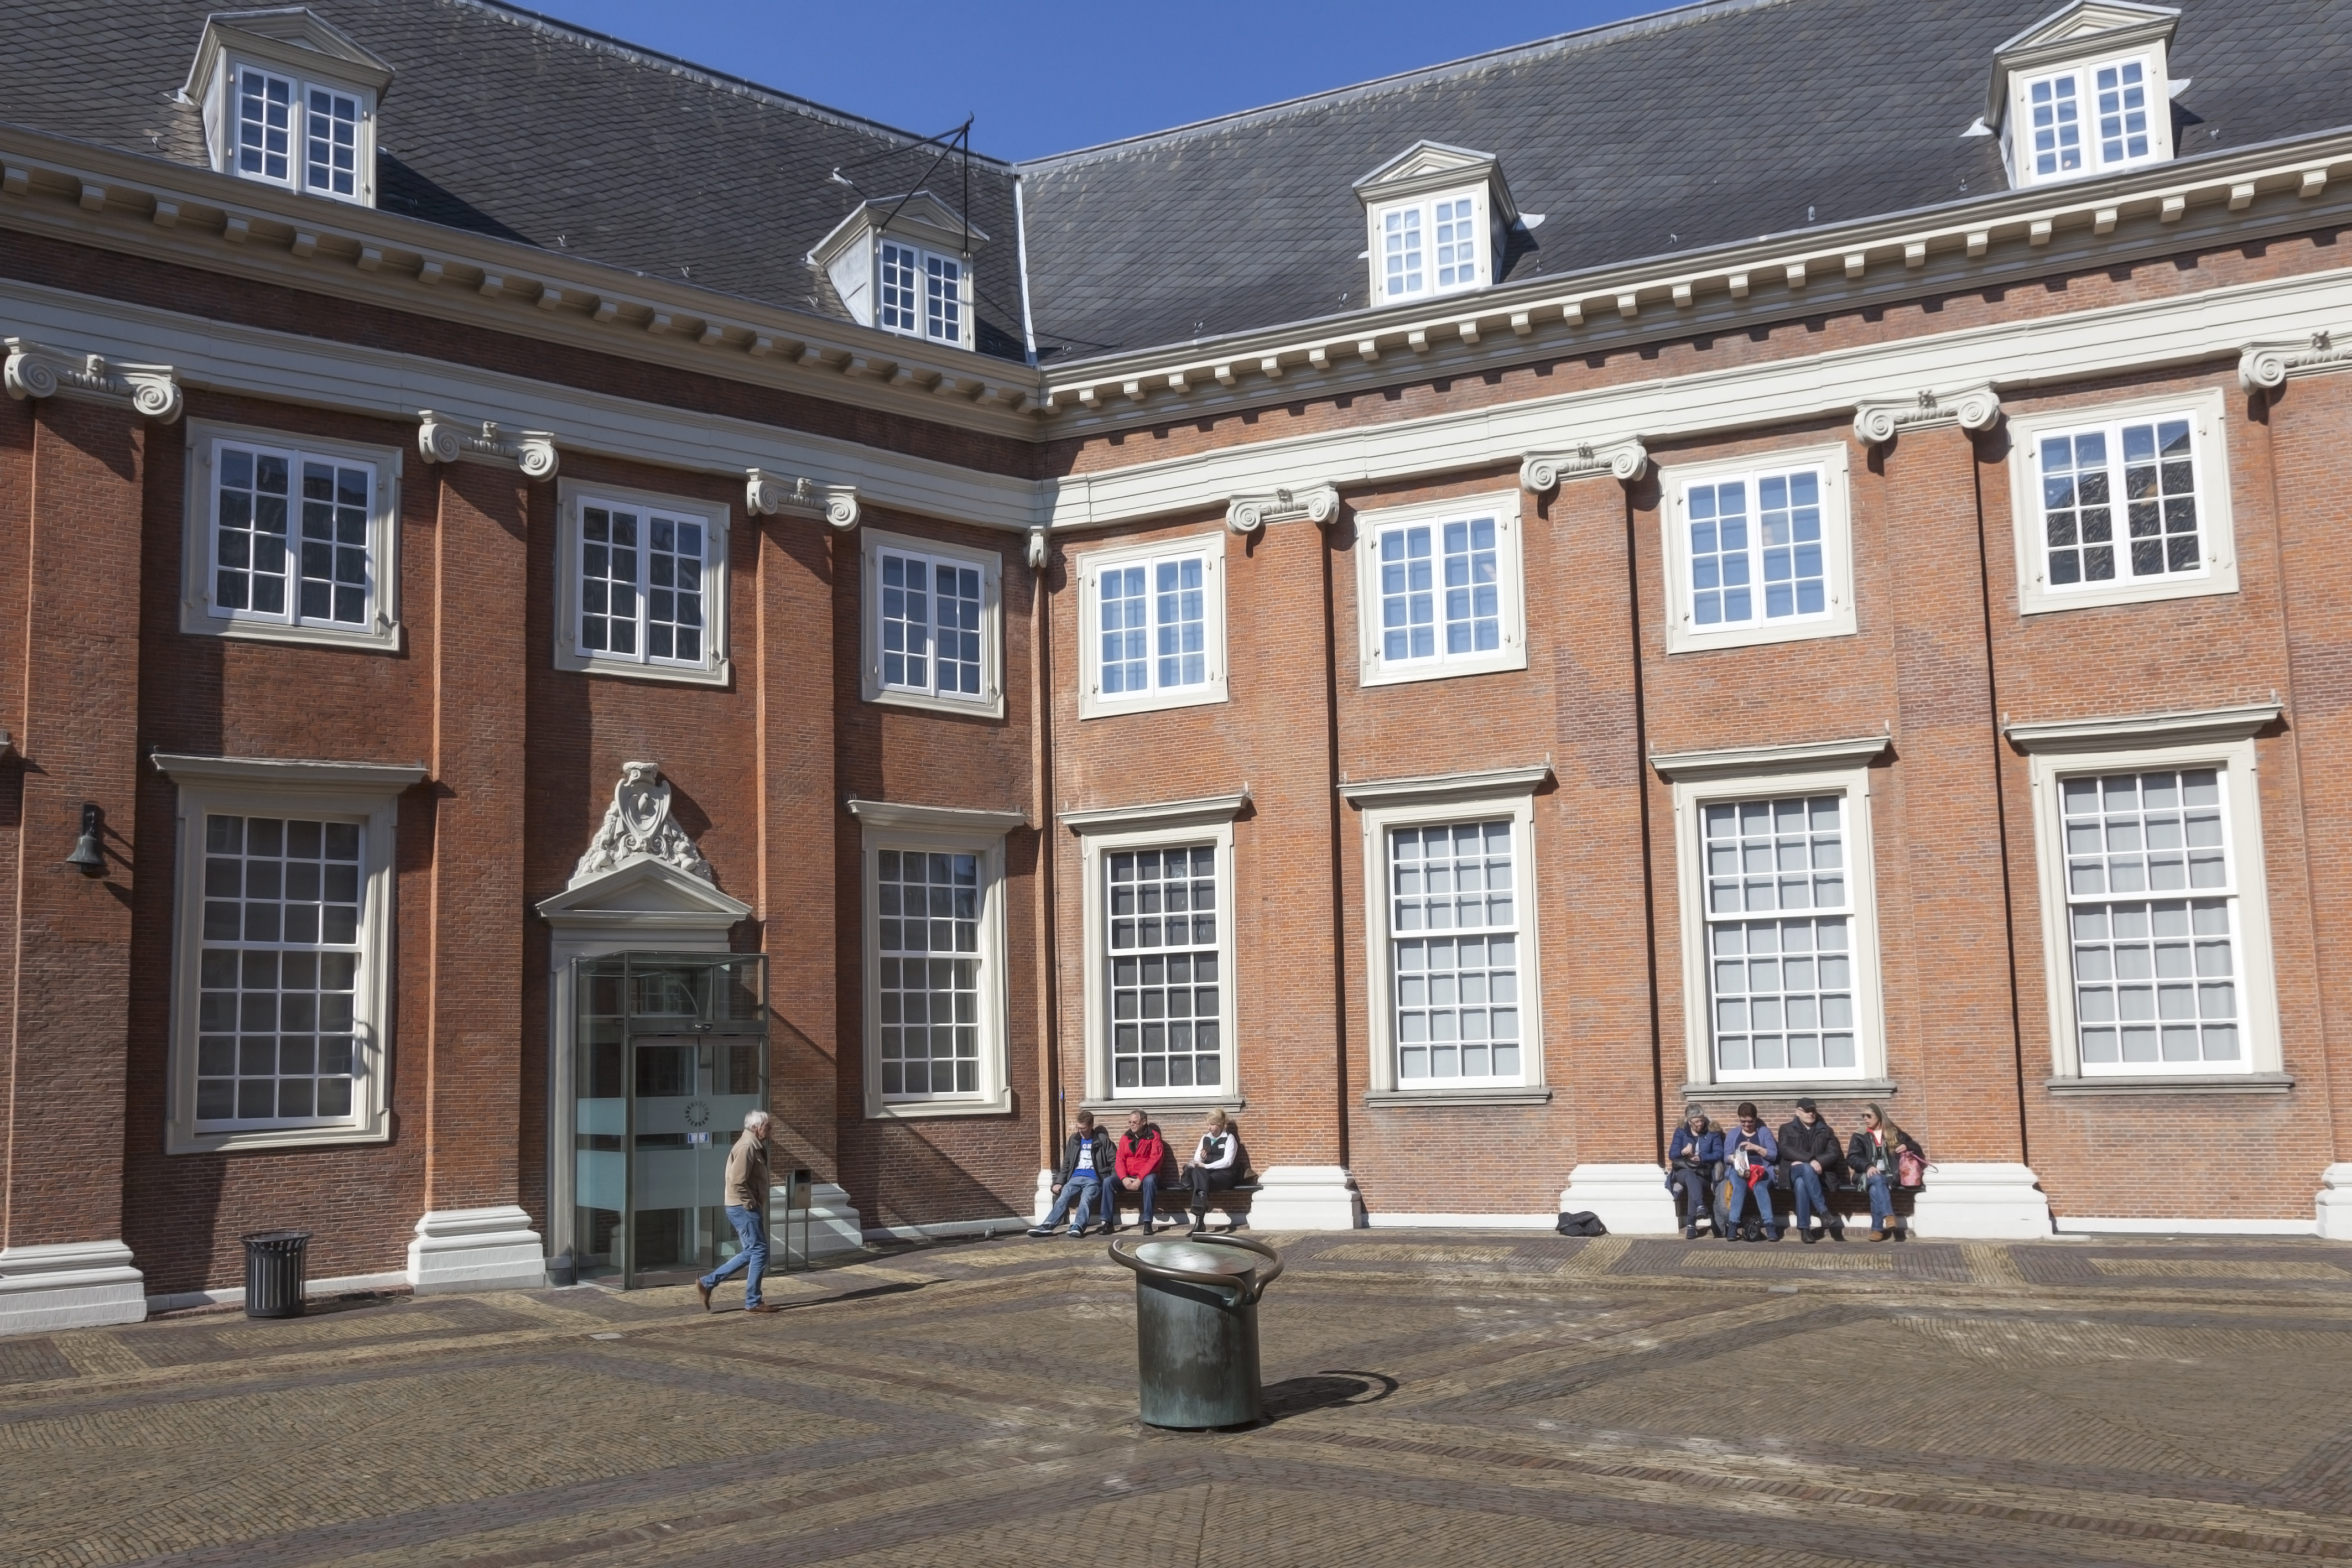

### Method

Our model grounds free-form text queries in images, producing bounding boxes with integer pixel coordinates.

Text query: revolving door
[570,952,768,1289]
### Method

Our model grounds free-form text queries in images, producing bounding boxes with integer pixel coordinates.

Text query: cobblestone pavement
[12,1230,2352,1566]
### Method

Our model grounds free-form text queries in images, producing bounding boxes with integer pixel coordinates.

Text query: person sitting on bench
[1029,1111,1113,1238]
[1723,1101,1781,1242]
[1109,1108,1166,1234]
[1665,1104,1725,1240]
[1184,1108,1243,1232]
[1777,1097,1846,1244]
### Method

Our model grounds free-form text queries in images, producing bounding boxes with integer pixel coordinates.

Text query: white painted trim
[1338,763,1553,806]
[858,816,1015,1120]
[1246,1166,1366,1230]
[1074,814,1240,1106]
[0,1239,145,1336]
[2317,1163,2352,1240]
[1670,761,1891,1090]
[2005,386,2236,615]
[152,753,428,790]
[1559,1163,1682,1234]
[146,1268,410,1314]
[2053,1216,2314,1235]
[1649,734,1891,782]
[1071,530,1229,720]
[2005,701,2281,751]
[1360,1212,1558,1230]
[1907,1163,2054,1239]
[1659,442,1856,655]
[1350,490,1528,687]
[407,1205,547,1293]
[1059,791,1251,832]
[553,478,731,685]
[846,799,1028,832]
[860,527,1007,718]
[2023,733,2281,1081]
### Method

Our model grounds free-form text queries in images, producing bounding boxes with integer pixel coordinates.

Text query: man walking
[698,1110,778,1314]
[1029,1110,1115,1237]
[1109,1109,1165,1233]
[1777,1097,1846,1243]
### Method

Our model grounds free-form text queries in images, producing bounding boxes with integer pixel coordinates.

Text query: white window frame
[1663,743,1891,1093]
[181,420,402,653]
[553,480,730,686]
[158,753,418,1155]
[875,239,973,350]
[205,56,379,207]
[2007,387,2237,616]
[2006,48,2173,190]
[1063,794,1246,1113]
[1344,768,1550,1105]
[2016,717,2282,1083]
[1365,186,1491,306]
[1352,491,1527,687]
[1075,531,1229,720]
[849,800,1019,1121]
[859,528,1005,718]
[1660,442,1856,655]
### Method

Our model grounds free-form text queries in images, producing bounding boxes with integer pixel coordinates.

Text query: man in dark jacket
[1028,1111,1115,1237]
[1777,1097,1846,1243]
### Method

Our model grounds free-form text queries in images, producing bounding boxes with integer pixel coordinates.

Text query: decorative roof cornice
[3,336,181,421]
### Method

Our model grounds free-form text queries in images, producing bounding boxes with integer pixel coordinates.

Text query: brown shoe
[1867,1230,1888,1243]
[696,1279,714,1312]
[745,1303,783,1314]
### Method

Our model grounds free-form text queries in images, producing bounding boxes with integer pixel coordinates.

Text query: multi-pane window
[577,501,709,668]
[1390,820,1520,1083]
[1107,847,1221,1091]
[195,814,364,1127]
[1434,197,1479,289]
[237,68,294,183]
[212,441,374,630]
[1377,518,1498,664]
[1382,207,1423,300]
[229,65,366,201]
[2037,415,2203,589]
[306,87,360,197]
[876,848,981,1098]
[1704,795,1857,1076]
[879,548,985,701]
[1377,194,1482,302]
[1686,467,1827,630]
[2029,73,2083,176]
[2096,60,2151,165]
[2063,769,2241,1070]
[877,241,965,346]
[2018,58,2161,184]
[1097,553,1209,699]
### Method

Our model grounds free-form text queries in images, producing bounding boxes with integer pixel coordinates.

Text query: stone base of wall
[1248,1166,1365,1230]
[777,1183,866,1259]
[1907,1163,2053,1239]
[1558,1164,1683,1234]
[0,1239,147,1336]
[407,1206,548,1293]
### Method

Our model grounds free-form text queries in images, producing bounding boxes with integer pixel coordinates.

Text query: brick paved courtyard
[11,1230,2352,1566]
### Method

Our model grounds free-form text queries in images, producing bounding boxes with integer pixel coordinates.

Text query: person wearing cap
[1723,1101,1781,1242]
[1664,1105,1725,1241]
[1777,1097,1847,1244]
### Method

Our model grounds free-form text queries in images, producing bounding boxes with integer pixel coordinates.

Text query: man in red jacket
[1109,1109,1167,1234]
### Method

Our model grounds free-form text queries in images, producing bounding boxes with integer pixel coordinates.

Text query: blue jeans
[1040,1175,1101,1232]
[1788,1164,1831,1233]
[1726,1173,1779,1237]
[1668,1167,1716,1233]
[1110,1174,1158,1228]
[1864,1172,1896,1231]
[701,1204,768,1307]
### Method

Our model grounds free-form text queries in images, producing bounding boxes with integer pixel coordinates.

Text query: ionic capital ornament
[417,410,559,478]
[2239,331,2351,394]
[1852,384,2001,445]
[1225,482,1340,534]
[1520,437,1648,492]
[745,467,858,529]
[3,338,182,422]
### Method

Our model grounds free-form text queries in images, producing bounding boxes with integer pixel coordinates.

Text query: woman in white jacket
[1183,1108,1242,1232]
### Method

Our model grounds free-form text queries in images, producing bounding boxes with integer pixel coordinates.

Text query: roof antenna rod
[874,117,975,247]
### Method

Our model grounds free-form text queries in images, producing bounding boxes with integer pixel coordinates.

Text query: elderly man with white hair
[698,1109,780,1314]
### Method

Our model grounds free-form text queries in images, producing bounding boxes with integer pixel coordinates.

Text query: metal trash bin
[241,1230,311,1319]
[1109,1232,1283,1428]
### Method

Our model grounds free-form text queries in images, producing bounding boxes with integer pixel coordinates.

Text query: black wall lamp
[66,803,106,877]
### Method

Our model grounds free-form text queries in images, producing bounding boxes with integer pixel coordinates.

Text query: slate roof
[1015,0,2352,360]
[0,0,1031,358]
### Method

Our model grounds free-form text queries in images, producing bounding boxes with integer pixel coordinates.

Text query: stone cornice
[1058,790,1251,833]
[0,124,1042,440]
[1649,733,1892,782]
[1851,384,2001,445]
[150,752,429,793]
[2239,331,2352,393]
[2003,701,2283,752]
[3,336,180,421]
[845,798,1028,833]
[1225,483,1339,533]
[1519,438,1648,492]
[746,467,860,529]
[418,410,558,479]
[1336,762,1553,806]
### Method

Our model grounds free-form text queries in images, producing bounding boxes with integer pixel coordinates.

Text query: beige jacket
[724,1129,771,1210]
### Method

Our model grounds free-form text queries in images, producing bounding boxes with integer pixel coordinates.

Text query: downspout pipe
[1013,171,1039,367]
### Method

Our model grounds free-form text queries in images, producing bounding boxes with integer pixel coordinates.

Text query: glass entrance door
[570,953,768,1288]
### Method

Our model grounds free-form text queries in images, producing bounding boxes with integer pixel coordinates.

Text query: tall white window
[1664,447,1854,654]
[576,501,710,668]
[878,240,966,347]
[860,531,1001,716]
[1372,190,1487,304]
[209,439,377,632]
[1079,534,1227,718]
[1702,795,1856,1079]
[1390,820,1521,1084]
[2008,390,2235,615]
[1355,494,1526,686]
[1106,846,1223,1093]
[876,847,982,1099]
[2007,50,2170,188]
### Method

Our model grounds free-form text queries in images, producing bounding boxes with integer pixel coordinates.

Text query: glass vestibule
[572,952,768,1289]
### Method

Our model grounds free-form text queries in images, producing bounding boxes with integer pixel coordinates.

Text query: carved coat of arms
[570,762,716,887]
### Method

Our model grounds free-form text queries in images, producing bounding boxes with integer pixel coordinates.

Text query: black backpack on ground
[1556,1210,1607,1237]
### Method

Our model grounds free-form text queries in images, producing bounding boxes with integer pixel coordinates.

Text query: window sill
[1664,613,1857,657]
[1677,1079,1896,1103]
[867,1090,1014,1121]
[2045,1072,2292,1096]
[2020,570,2237,617]
[868,687,1006,721]
[168,1121,391,1155]
[1078,683,1228,722]
[182,609,403,655]
[556,654,733,689]
[1358,647,1527,689]
[1080,1092,1246,1118]
[1364,1085,1552,1108]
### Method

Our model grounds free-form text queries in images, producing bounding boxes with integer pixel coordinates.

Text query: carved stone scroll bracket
[569,760,716,889]
[1026,528,1049,570]
[3,338,182,422]
[1520,437,1649,492]
[2239,331,2351,395]
[417,410,560,478]
[1225,482,1340,534]
[1852,384,2001,446]
[746,467,859,530]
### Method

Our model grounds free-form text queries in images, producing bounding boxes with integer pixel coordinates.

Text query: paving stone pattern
[9,1232,2352,1566]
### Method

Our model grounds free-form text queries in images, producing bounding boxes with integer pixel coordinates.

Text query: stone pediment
[535,856,753,934]
[1987,2,2179,121]
[1351,141,1518,225]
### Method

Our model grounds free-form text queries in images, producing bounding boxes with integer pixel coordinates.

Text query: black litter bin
[242,1230,311,1319]
[1108,1232,1283,1428]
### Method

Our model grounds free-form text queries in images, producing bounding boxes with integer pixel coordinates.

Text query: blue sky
[519,1,1662,161]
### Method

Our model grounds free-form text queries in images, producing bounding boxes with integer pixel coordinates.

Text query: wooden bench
[1134,1178,1262,1230]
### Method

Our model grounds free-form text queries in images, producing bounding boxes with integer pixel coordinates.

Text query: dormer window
[810,194,985,352]
[1354,143,1520,309]
[185,9,394,207]
[1989,2,2179,189]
